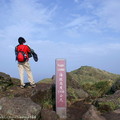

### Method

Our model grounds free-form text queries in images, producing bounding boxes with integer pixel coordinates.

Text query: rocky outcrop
[0,72,57,119]
[0,82,59,120]
[0,67,120,120]
[67,101,91,120]
[0,97,41,120]
[0,72,13,91]
[31,83,55,109]
[82,105,106,120]
[31,83,53,102]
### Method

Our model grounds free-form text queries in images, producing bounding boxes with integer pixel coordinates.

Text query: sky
[0,0,120,82]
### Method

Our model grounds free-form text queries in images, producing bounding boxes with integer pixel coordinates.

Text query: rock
[41,109,58,120]
[95,90,120,112]
[67,73,89,101]
[67,73,81,89]
[114,109,120,113]
[0,72,13,91]
[67,101,91,120]
[110,78,120,93]
[74,89,89,99]
[102,108,120,120]
[0,97,41,120]
[82,105,106,120]
[11,77,21,86]
[31,83,55,109]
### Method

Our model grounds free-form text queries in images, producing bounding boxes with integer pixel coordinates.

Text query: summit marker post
[55,59,67,119]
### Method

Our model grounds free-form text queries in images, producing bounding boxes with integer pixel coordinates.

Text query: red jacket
[15,45,31,60]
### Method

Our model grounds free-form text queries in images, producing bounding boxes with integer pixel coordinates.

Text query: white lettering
[57,64,64,67]
[59,78,63,81]
[58,90,65,93]
[59,73,63,77]
[59,82,63,85]
[57,68,65,71]
[60,94,63,97]
[59,98,63,102]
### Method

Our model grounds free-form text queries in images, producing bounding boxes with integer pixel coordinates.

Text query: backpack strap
[15,45,19,60]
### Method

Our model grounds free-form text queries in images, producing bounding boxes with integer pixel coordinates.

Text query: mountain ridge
[1,66,120,120]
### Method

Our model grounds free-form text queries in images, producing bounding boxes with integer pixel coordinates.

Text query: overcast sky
[0,0,120,82]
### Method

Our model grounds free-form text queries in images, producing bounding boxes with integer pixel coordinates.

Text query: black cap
[18,37,26,44]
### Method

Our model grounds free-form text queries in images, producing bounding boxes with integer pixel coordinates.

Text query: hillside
[70,66,120,84]
[40,66,120,85]
[40,66,120,98]
[69,66,120,98]
[1,66,120,120]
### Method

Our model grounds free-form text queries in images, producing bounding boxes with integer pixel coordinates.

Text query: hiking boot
[31,84,36,88]
[20,85,25,89]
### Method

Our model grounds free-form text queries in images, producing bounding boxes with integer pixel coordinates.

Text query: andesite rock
[0,72,13,92]
[0,97,41,120]
[102,108,120,120]
[82,105,106,120]
[31,83,54,106]
[74,88,89,99]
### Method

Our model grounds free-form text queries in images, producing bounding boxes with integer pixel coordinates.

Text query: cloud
[27,40,120,58]
[74,0,79,3]
[64,15,101,34]
[0,0,120,80]
[0,0,57,41]
[96,0,120,31]
[7,0,54,24]
[64,0,120,35]
[1,37,120,80]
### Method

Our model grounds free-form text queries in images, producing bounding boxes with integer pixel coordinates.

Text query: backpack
[17,51,27,62]
[16,45,27,62]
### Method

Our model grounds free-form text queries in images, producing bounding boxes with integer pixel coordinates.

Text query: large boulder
[31,83,54,108]
[67,101,91,120]
[82,105,106,120]
[0,97,41,120]
[74,89,89,99]
[0,72,13,91]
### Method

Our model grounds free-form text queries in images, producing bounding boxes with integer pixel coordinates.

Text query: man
[15,37,36,88]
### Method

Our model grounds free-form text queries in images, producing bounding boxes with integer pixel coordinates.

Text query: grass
[82,80,114,97]
[37,66,120,109]
[98,101,119,112]
[39,78,53,84]
[70,66,119,98]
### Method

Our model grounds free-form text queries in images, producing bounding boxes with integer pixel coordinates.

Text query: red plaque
[56,59,67,118]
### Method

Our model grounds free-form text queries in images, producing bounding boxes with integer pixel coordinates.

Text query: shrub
[98,101,118,112]
[82,80,114,97]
